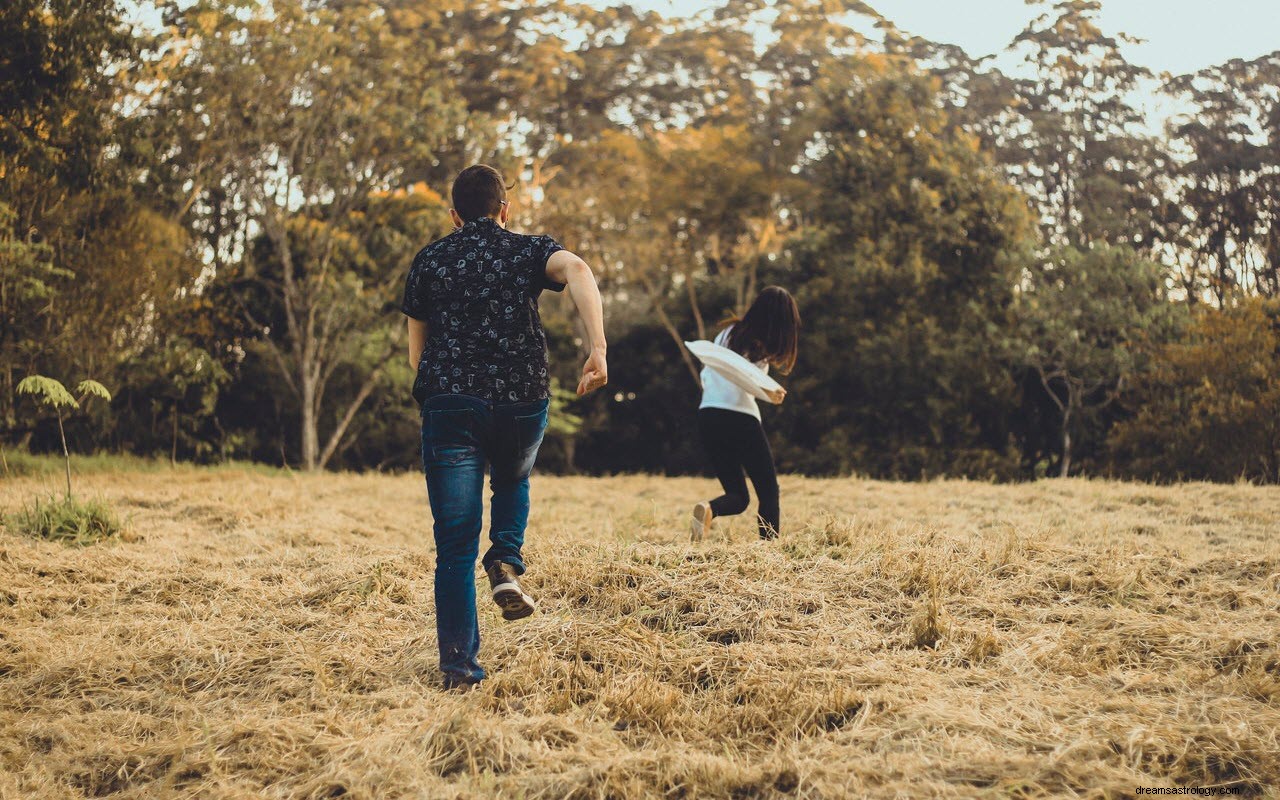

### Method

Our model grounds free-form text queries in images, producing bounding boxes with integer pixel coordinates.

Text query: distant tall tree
[904,1,1163,251]
[1162,52,1280,301]
[1009,0,1165,249]
[881,29,1025,164]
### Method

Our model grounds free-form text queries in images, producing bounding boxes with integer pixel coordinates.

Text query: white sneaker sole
[491,581,536,620]
[690,502,711,542]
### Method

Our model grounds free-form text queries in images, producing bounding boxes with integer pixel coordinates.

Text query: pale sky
[616,0,1279,77]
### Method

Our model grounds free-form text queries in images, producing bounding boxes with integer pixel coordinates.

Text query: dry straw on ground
[1,469,1278,798]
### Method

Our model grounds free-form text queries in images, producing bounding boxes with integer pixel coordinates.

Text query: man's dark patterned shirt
[401,217,565,405]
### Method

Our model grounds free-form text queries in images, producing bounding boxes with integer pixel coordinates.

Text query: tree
[1008,0,1165,249]
[1110,300,1280,482]
[1013,245,1180,477]
[0,0,182,449]
[543,125,786,388]
[161,0,463,469]
[0,203,69,438]
[0,0,130,200]
[1161,52,1280,301]
[112,336,230,465]
[15,376,111,496]
[775,63,1036,477]
[902,1,1164,251]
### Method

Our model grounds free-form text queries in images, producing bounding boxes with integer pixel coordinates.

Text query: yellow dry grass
[1,469,1278,799]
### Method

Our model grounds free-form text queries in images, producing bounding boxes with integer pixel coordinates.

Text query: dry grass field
[1,466,1278,799]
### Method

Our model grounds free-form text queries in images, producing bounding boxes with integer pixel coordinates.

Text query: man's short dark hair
[451,164,508,222]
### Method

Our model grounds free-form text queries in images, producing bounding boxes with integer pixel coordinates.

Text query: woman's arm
[546,250,608,395]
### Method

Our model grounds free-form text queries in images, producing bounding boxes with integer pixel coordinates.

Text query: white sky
[616,0,1280,77]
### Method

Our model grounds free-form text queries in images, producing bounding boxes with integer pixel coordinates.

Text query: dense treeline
[3,0,1278,482]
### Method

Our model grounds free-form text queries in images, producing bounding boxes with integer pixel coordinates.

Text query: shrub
[5,495,123,545]
[1109,299,1280,482]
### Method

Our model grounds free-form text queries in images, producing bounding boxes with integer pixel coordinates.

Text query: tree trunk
[653,300,702,388]
[685,273,706,341]
[56,410,71,498]
[316,361,386,470]
[743,258,758,317]
[171,400,179,467]
[563,436,577,474]
[1058,409,1072,478]
[301,374,319,471]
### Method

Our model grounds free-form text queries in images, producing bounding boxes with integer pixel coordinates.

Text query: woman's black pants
[697,407,780,539]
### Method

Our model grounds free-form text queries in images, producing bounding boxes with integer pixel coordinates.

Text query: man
[401,164,607,689]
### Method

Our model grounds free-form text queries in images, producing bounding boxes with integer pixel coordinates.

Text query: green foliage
[14,373,113,496]
[547,380,584,438]
[1012,245,1182,476]
[769,64,1035,478]
[16,376,78,410]
[0,202,73,429]
[76,380,111,402]
[4,495,122,546]
[0,0,130,174]
[112,336,231,462]
[1,0,1277,483]
[1014,247,1179,392]
[15,374,112,412]
[1110,300,1280,482]
[3,450,163,478]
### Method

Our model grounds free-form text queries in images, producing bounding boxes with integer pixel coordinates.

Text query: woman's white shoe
[690,501,712,542]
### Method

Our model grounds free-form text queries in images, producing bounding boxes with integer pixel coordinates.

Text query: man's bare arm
[406,317,429,370]
[546,250,608,395]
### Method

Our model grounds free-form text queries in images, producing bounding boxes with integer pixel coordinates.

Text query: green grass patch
[4,495,123,545]
[0,449,287,478]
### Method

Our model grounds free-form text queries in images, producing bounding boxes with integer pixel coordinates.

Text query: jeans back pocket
[426,408,483,465]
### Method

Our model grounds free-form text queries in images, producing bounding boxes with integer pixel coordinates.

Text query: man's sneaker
[690,501,712,542]
[486,562,536,621]
[442,677,481,693]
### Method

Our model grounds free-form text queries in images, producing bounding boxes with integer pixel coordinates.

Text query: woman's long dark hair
[724,286,801,375]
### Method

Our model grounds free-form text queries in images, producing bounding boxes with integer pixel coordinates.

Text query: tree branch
[644,276,702,388]
[1035,366,1068,413]
[231,286,299,399]
[316,343,396,470]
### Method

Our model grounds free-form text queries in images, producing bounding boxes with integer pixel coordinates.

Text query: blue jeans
[420,393,549,686]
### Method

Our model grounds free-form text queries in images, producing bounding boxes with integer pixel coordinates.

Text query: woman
[691,286,800,541]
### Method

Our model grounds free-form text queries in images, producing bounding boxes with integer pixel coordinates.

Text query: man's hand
[548,250,609,396]
[765,386,787,405]
[577,348,608,396]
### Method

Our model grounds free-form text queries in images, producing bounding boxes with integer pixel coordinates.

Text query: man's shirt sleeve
[401,255,431,320]
[533,235,567,293]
